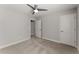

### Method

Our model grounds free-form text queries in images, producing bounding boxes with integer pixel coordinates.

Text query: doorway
[60,13,76,47]
[31,19,42,38]
[31,20,35,37]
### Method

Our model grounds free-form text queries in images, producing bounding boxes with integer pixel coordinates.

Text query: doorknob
[60,30,64,32]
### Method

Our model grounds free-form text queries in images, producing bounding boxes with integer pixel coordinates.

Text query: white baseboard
[42,37,77,48]
[42,37,61,44]
[0,37,30,49]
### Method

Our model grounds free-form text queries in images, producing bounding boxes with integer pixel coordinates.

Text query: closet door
[60,13,76,47]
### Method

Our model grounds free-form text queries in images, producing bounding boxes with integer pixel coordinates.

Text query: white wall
[0,6,31,48]
[41,8,76,43]
[41,14,60,41]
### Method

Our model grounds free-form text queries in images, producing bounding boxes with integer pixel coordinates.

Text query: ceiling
[35,4,78,16]
[0,4,78,16]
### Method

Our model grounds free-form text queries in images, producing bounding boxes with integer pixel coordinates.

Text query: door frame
[35,19,42,38]
[60,12,77,47]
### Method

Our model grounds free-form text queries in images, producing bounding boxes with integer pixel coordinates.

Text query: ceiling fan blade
[38,9,48,11]
[26,4,35,10]
[34,5,38,9]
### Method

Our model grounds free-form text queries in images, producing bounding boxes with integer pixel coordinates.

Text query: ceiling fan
[27,4,48,14]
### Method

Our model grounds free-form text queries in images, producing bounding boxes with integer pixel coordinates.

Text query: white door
[60,13,76,47]
[35,20,41,38]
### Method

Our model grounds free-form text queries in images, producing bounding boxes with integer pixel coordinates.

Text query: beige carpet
[0,37,77,54]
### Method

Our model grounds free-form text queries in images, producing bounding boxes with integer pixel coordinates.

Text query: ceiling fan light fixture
[26,4,48,15]
[34,9,38,13]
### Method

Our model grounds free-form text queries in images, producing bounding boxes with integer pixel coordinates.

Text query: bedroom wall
[41,8,76,43]
[0,5,31,48]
